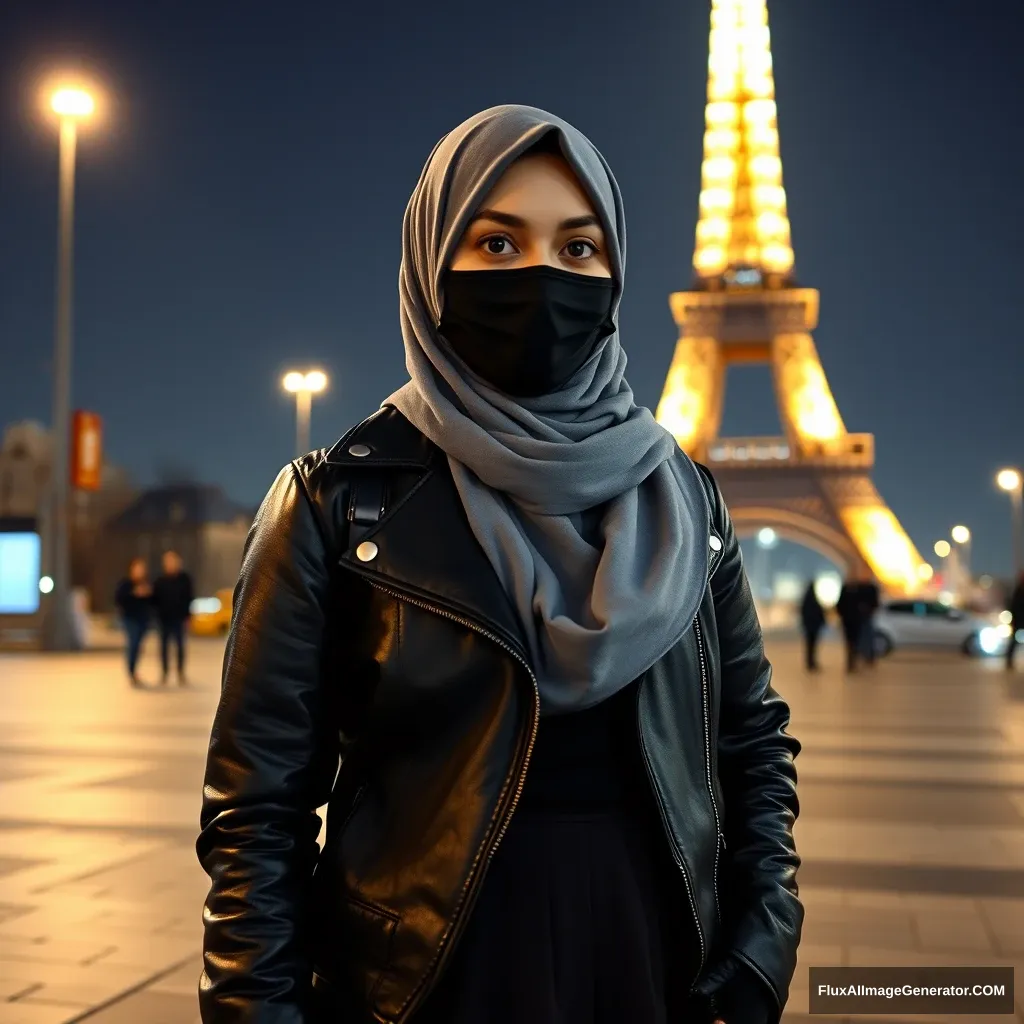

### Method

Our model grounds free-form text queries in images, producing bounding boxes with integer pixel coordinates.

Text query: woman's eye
[564,239,597,260]
[481,235,516,255]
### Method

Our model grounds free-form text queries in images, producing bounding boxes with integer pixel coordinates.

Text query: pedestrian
[800,580,826,671]
[857,569,881,668]
[836,576,862,672]
[152,550,194,686]
[1006,570,1024,670]
[114,557,152,687]
[837,564,880,673]
[197,106,801,1024]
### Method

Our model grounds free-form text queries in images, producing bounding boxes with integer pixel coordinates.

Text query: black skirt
[411,678,702,1024]
[411,806,700,1024]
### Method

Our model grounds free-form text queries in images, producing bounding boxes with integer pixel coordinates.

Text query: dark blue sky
[1,0,1022,574]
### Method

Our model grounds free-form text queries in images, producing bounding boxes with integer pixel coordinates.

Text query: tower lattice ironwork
[656,0,927,595]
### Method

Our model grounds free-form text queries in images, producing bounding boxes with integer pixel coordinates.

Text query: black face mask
[438,265,615,397]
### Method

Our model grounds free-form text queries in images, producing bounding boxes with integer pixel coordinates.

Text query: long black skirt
[411,806,701,1024]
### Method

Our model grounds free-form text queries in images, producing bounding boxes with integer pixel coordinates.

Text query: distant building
[95,483,253,612]
[0,420,137,604]
[0,422,53,519]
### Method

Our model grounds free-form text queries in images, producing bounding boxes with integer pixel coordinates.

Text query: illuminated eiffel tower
[656,0,927,595]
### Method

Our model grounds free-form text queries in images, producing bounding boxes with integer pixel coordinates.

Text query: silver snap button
[709,535,722,552]
[355,541,378,562]
[348,443,371,457]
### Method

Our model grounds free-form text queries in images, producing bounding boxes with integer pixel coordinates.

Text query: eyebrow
[470,209,603,232]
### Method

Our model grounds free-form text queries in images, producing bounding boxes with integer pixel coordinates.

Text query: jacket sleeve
[197,463,341,1023]
[698,465,803,1017]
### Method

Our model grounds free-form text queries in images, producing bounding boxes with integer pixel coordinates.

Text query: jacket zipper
[635,682,707,976]
[693,614,724,922]
[361,579,540,1016]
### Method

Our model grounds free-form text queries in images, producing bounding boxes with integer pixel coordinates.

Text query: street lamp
[283,370,328,457]
[997,468,1024,574]
[950,525,971,604]
[933,540,951,559]
[42,83,95,651]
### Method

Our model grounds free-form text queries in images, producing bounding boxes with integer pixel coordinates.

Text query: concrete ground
[0,634,1023,1023]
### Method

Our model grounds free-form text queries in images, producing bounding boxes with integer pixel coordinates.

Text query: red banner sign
[71,410,102,491]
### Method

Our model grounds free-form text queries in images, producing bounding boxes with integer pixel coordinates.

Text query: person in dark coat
[152,550,194,685]
[114,557,152,687]
[799,580,826,671]
[1007,571,1024,670]
[836,563,879,672]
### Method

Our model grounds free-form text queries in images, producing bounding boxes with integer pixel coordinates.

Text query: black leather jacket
[197,405,802,1024]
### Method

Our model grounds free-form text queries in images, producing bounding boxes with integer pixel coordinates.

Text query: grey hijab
[386,104,710,713]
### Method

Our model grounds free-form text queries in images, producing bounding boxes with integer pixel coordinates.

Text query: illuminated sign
[71,410,102,491]
[0,532,42,615]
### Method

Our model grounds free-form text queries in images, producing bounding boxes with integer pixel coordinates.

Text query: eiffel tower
[655,0,927,596]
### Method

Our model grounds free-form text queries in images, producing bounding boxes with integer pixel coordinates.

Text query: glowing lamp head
[51,88,95,118]
[304,370,328,393]
[997,468,1022,493]
[933,540,951,559]
[756,527,778,549]
[951,525,970,545]
[283,370,328,394]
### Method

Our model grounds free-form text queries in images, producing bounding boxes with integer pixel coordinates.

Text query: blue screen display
[0,533,42,614]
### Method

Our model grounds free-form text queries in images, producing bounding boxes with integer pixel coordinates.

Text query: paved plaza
[0,634,1023,1023]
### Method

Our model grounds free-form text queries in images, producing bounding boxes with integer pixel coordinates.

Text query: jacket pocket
[341,895,400,971]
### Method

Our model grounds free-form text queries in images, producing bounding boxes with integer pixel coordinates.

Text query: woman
[114,557,152,687]
[198,105,801,1024]
[800,580,826,672]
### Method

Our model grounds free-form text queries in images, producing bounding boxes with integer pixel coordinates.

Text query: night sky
[1,0,1022,575]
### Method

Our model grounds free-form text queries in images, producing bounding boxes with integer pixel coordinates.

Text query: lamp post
[42,86,95,651]
[756,526,778,601]
[997,468,1024,575]
[283,370,328,458]
[951,524,971,602]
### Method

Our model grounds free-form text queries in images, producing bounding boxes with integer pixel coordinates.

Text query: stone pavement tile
[911,909,996,954]
[797,821,1024,872]
[794,943,845,968]
[797,885,845,908]
[843,889,906,910]
[2,961,153,1009]
[0,1003,77,1024]
[0,861,41,881]
[783,1017,1018,1024]
[146,956,201,998]
[977,898,1024,955]
[900,892,983,913]
[0,937,119,966]
[0,899,112,938]
[845,946,1020,972]
[800,906,918,951]
[57,989,199,1024]
[90,933,197,970]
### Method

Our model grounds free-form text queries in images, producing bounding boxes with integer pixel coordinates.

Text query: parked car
[872,600,1010,657]
[189,588,233,637]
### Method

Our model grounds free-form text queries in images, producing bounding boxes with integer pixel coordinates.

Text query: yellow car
[189,589,234,637]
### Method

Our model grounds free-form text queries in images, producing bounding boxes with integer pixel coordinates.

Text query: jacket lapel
[338,458,530,661]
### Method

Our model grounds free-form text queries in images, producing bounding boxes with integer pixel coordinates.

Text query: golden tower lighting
[695,0,793,283]
[654,0,927,596]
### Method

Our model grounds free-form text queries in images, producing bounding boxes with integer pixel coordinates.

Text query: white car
[872,601,1010,657]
